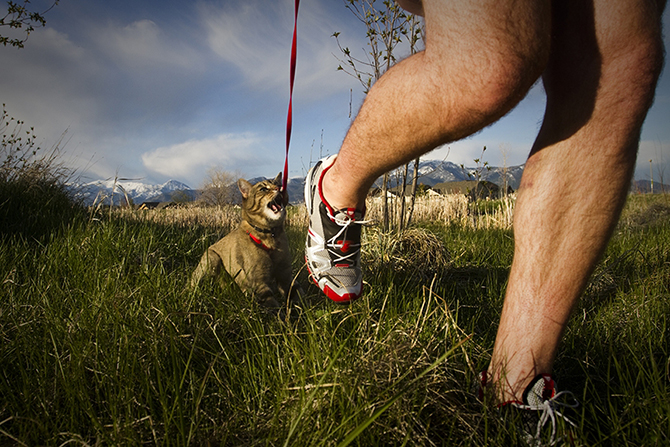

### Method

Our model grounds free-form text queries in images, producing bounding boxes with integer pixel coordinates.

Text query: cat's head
[237,173,288,228]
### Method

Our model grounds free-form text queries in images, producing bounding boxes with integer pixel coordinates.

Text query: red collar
[246,231,272,251]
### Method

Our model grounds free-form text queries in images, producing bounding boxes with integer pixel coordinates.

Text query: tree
[396,13,422,231]
[1,1,59,49]
[333,0,424,231]
[460,146,491,229]
[170,190,193,204]
[198,167,240,206]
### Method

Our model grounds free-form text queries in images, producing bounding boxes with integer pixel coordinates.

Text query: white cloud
[93,19,204,71]
[141,133,270,183]
[202,2,279,84]
[427,139,529,169]
[201,0,360,100]
[0,27,103,143]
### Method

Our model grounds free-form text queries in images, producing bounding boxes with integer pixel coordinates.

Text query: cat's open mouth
[268,195,284,214]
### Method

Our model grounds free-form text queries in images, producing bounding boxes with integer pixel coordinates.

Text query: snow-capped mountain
[71,179,196,206]
[69,177,306,207]
[376,160,525,191]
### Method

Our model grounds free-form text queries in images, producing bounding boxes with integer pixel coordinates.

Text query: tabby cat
[191,173,301,308]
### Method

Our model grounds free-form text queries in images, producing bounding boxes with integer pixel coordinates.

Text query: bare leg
[395,0,424,16]
[489,0,665,402]
[322,0,552,210]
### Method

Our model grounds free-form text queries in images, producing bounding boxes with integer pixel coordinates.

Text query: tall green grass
[1,185,668,445]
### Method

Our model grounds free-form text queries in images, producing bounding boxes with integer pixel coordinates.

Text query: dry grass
[115,194,516,233]
[112,204,243,230]
[365,194,516,230]
[362,227,451,280]
[112,203,314,233]
[617,193,670,229]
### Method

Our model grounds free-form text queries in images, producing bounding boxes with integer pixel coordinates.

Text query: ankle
[321,164,366,211]
[483,369,539,405]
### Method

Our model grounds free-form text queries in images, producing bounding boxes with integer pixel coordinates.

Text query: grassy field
[1,184,669,445]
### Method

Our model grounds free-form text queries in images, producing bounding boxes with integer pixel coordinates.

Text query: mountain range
[71,179,197,206]
[69,160,665,206]
[70,160,524,206]
[384,159,525,190]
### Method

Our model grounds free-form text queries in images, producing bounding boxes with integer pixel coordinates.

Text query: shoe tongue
[523,374,556,406]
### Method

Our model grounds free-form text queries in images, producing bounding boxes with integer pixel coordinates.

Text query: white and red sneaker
[304,155,366,303]
[476,371,579,446]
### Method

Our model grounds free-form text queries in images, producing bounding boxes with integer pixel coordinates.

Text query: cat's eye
[260,187,269,192]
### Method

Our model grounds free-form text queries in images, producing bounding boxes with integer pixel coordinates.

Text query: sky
[1,0,669,188]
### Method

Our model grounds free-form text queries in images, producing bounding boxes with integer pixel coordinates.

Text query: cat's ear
[273,172,282,186]
[237,178,252,199]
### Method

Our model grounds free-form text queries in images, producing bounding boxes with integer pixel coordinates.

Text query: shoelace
[511,390,579,446]
[325,210,369,265]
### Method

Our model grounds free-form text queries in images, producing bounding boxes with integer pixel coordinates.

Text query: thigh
[419,0,551,47]
[418,0,552,85]
[396,0,424,16]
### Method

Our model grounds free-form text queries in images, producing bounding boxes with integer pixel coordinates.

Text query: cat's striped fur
[191,173,301,309]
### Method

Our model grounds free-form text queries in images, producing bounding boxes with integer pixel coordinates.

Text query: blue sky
[1,0,669,188]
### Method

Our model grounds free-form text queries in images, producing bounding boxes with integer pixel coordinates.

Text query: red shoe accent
[305,256,362,303]
[317,160,336,217]
[322,283,361,303]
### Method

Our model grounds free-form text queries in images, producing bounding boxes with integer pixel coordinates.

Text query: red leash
[282,0,300,193]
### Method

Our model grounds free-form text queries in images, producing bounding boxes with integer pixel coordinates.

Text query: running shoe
[476,371,580,446]
[304,155,365,303]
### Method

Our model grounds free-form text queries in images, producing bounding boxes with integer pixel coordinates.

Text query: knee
[427,42,549,130]
[471,48,548,117]
[610,36,665,113]
[415,1,552,135]
[608,0,665,88]
[472,9,551,116]
[537,29,664,159]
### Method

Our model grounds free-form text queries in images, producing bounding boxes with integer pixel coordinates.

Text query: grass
[1,179,669,445]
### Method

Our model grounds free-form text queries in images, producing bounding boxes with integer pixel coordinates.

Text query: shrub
[0,105,83,241]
